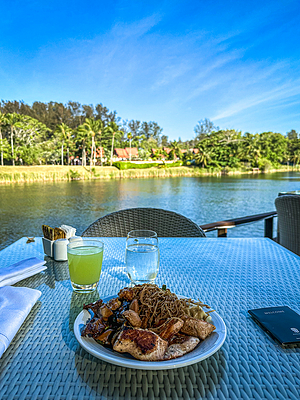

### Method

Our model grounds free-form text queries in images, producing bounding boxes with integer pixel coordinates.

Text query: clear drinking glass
[125,230,160,284]
[67,238,104,293]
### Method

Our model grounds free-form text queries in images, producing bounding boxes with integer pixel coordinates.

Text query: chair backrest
[275,195,300,256]
[82,207,206,237]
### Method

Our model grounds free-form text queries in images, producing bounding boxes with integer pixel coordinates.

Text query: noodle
[129,284,213,329]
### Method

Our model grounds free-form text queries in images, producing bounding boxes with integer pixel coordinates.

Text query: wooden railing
[200,211,277,238]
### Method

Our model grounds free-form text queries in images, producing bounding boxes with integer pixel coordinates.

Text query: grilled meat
[107,298,122,311]
[122,310,142,327]
[94,328,115,345]
[83,299,103,318]
[163,334,200,360]
[118,287,134,301]
[180,316,216,340]
[81,318,106,338]
[113,326,168,361]
[151,317,184,341]
[129,299,139,313]
[100,304,114,321]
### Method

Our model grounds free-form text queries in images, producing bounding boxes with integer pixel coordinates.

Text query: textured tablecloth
[0,237,300,400]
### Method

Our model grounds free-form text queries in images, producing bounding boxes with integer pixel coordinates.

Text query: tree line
[0,100,299,170]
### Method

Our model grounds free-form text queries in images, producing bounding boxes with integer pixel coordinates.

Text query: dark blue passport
[248,306,300,345]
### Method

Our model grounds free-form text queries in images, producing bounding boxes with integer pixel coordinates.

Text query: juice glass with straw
[67,238,104,293]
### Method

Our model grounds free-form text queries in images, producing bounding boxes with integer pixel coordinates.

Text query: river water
[1,171,300,250]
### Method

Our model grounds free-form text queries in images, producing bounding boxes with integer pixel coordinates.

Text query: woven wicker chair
[82,207,206,237]
[275,195,300,256]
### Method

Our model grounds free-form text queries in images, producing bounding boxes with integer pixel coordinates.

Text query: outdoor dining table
[0,236,300,400]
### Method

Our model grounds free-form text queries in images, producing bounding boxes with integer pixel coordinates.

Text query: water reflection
[1,172,300,250]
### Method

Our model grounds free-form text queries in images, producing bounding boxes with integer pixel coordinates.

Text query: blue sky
[1,0,300,140]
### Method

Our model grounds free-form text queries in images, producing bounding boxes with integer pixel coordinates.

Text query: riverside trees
[0,100,299,169]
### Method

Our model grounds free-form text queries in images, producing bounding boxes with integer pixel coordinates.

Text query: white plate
[74,295,227,370]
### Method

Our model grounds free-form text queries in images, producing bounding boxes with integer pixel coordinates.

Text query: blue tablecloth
[0,237,300,399]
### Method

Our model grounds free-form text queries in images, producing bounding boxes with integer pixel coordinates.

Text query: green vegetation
[0,164,297,184]
[113,161,160,170]
[0,101,299,175]
[0,165,209,183]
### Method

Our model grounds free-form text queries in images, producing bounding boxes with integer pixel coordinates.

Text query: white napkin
[60,225,76,239]
[0,286,41,357]
[0,257,47,287]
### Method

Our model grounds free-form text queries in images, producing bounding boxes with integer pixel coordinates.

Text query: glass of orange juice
[67,238,104,293]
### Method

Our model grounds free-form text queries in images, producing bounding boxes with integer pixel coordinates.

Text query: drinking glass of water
[125,230,160,284]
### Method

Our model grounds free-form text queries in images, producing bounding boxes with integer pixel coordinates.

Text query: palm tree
[291,150,300,167]
[105,121,123,166]
[5,113,19,166]
[76,125,89,166]
[0,112,6,166]
[127,132,133,161]
[170,140,182,161]
[83,118,103,169]
[96,120,104,166]
[195,144,212,168]
[54,123,73,166]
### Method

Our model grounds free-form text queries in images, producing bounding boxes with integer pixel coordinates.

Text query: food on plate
[163,334,200,360]
[81,284,216,361]
[113,326,168,361]
[180,316,216,340]
[151,317,184,340]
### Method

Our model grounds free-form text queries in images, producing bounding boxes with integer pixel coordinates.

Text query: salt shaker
[53,239,69,261]
[68,236,82,243]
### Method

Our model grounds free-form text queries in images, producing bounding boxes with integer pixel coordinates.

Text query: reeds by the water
[0,165,207,184]
[0,165,296,184]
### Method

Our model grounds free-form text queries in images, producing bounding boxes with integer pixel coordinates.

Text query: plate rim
[74,293,227,370]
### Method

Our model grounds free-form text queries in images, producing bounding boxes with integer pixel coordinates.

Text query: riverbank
[0,165,298,184]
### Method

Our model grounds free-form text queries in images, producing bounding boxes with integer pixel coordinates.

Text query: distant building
[114,148,139,160]
[125,147,138,159]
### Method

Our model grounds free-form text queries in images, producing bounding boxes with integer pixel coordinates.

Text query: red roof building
[114,148,139,159]
[125,147,138,157]
[114,148,129,159]
[163,147,172,154]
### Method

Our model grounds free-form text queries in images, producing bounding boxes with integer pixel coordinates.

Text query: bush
[69,169,81,180]
[91,167,100,177]
[113,161,183,170]
[258,158,273,171]
[113,162,160,170]
[165,161,182,168]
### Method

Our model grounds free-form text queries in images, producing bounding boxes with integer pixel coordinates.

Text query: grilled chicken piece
[122,310,142,327]
[151,317,184,341]
[129,299,139,313]
[113,326,168,361]
[180,316,216,340]
[164,334,200,360]
[118,287,135,301]
[81,318,106,338]
[100,304,114,321]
